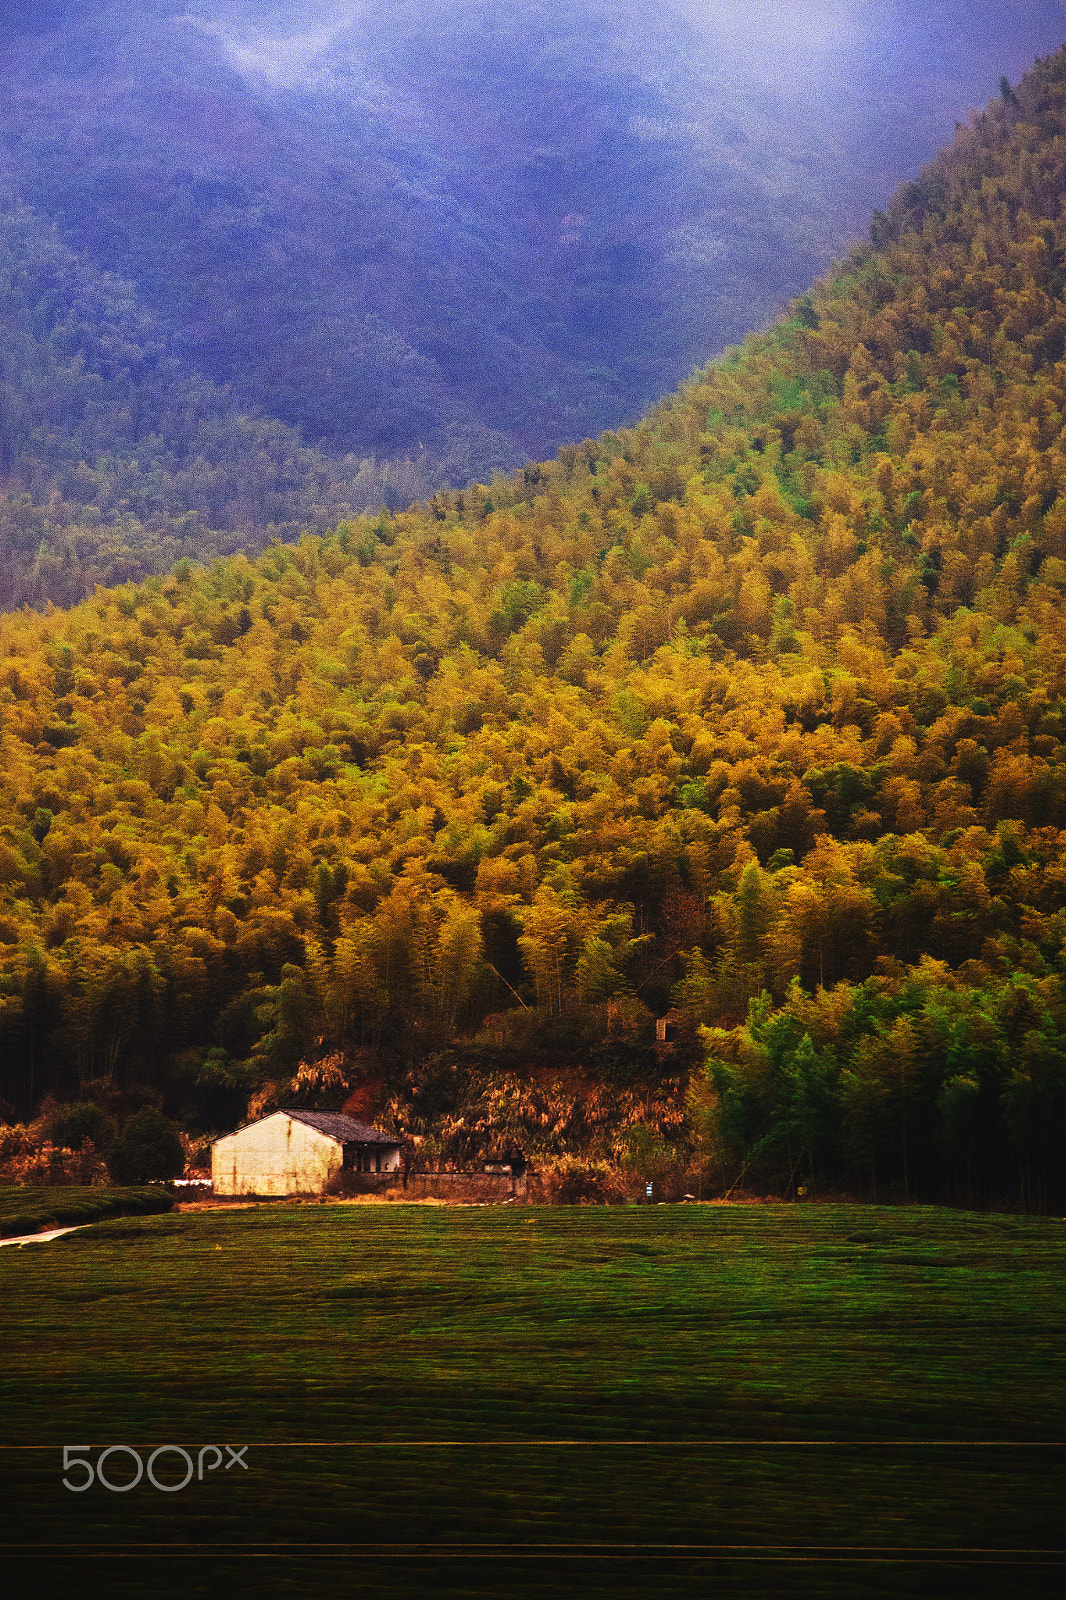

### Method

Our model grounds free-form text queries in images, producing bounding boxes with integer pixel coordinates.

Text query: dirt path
[0,1225,86,1247]
[173,1195,451,1213]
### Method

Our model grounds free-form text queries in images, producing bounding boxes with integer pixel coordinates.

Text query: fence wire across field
[3,1541,1065,1565]
[4,1438,1066,1450]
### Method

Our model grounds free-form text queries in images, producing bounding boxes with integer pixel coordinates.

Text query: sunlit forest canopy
[5,47,1066,1203]
[3,1,1066,609]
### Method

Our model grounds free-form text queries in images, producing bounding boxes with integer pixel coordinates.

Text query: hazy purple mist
[4,1,1066,476]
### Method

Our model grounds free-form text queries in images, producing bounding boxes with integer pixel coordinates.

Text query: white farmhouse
[211,1110,402,1197]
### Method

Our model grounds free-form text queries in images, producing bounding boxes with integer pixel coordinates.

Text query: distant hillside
[2,1,1065,612]
[0,193,436,609]
[3,50,1066,1204]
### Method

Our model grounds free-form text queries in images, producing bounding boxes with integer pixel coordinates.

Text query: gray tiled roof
[283,1110,399,1145]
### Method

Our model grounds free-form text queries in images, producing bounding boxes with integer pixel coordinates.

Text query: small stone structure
[339,1169,526,1201]
[211,1109,401,1197]
[655,1008,680,1044]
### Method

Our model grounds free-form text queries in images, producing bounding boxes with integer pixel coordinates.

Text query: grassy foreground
[1,1202,1063,1598]
[0,1184,174,1237]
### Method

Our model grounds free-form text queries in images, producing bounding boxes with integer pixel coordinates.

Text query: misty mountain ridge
[1,2,1066,609]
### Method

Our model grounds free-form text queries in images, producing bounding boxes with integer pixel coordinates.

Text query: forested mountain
[4,50,1066,1203]
[2,1,1066,610]
[0,193,433,609]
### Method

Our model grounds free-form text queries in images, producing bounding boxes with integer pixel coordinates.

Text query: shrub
[0,1138,107,1187]
[529,1158,640,1204]
[107,1108,185,1185]
[179,1130,212,1173]
[287,1052,350,1110]
[51,1102,117,1154]
[0,1123,33,1161]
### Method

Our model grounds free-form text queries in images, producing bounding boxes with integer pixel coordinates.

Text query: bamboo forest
[5,48,1066,1208]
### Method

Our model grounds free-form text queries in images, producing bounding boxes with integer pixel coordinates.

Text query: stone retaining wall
[344,1170,524,1202]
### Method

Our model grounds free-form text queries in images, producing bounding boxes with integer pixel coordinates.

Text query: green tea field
[2,1202,1063,1598]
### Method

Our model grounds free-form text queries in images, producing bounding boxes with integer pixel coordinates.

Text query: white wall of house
[212,1112,342,1196]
